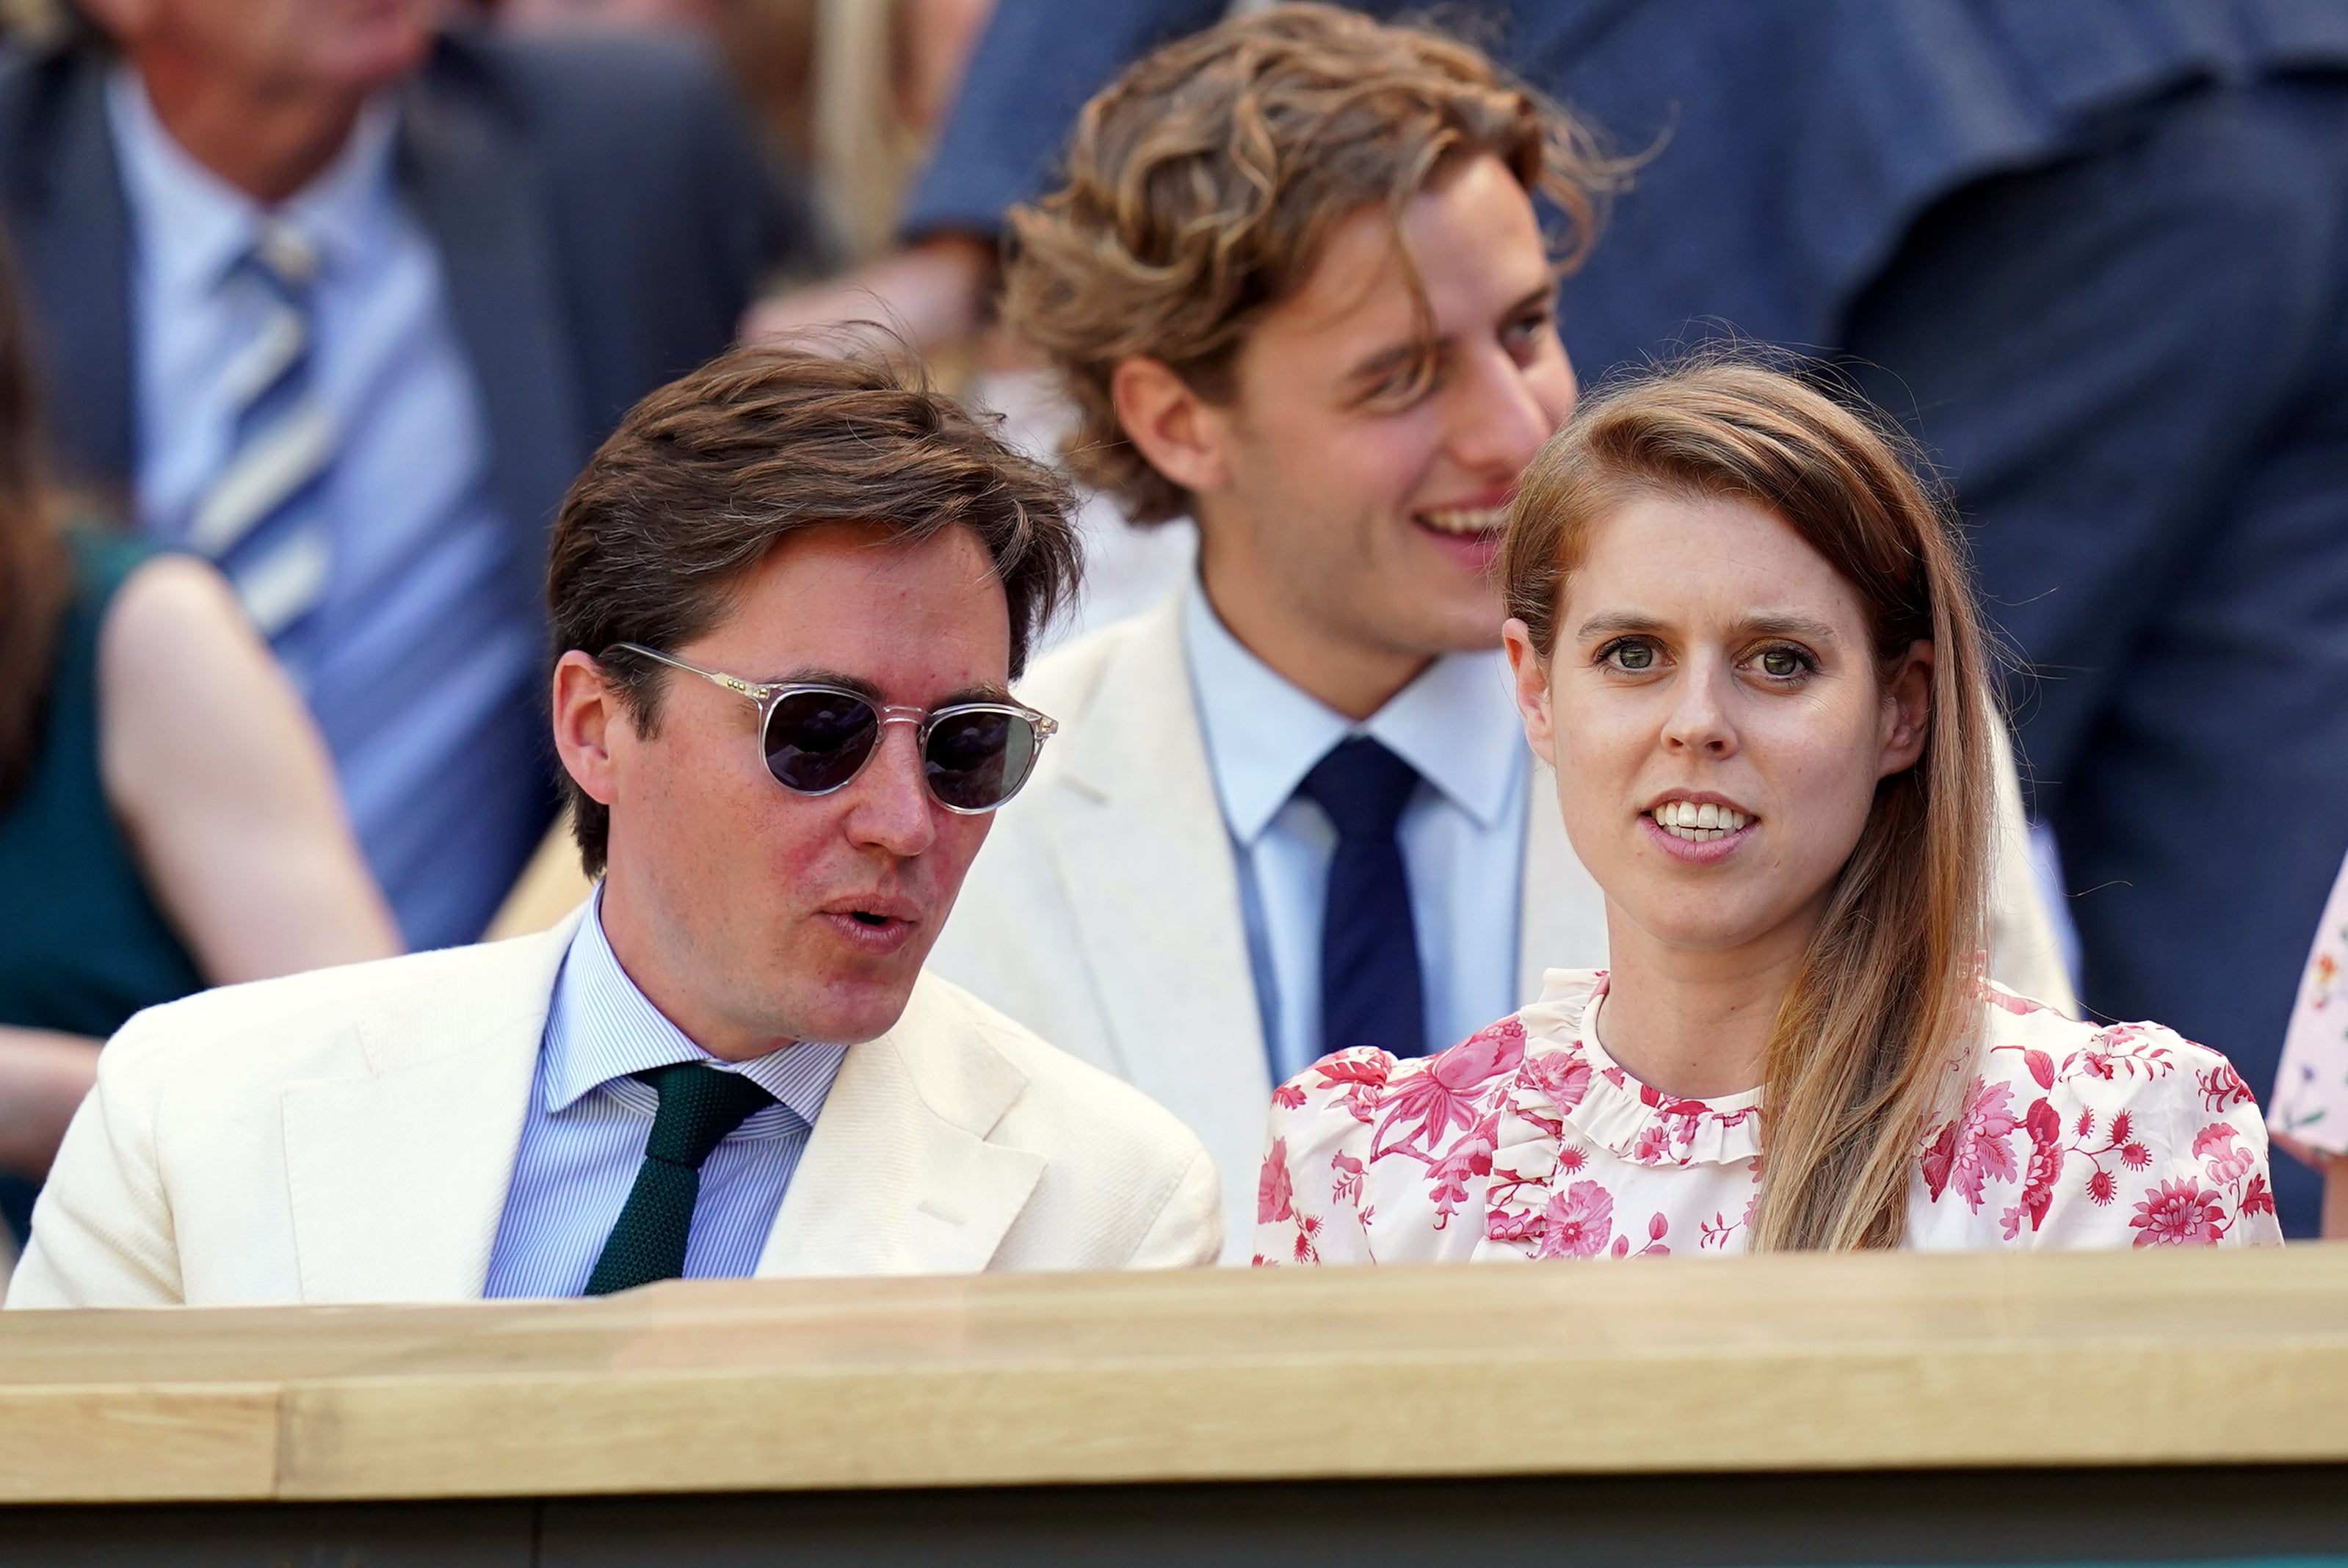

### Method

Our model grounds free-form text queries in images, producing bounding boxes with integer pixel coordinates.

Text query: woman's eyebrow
[1736,613,1841,643]
[1575,611,1667,639]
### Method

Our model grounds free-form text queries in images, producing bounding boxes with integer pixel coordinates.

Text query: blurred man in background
[0,0,815,948]
[778,0,2348,1235]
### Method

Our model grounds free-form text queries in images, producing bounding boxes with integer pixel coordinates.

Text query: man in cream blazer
[10,348,1219,1309]
[9,907,1213,1306]
[929,10,2073,1260]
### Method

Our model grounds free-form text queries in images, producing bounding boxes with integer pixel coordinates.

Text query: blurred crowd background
[4,0,2348,1259]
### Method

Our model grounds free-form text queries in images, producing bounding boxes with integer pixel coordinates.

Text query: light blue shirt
[1182,579,1530,1085]
[107,70,546,950]
[482,893,852,1299]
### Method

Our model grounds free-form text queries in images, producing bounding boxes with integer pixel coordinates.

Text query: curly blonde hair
[1004,3,1618,525]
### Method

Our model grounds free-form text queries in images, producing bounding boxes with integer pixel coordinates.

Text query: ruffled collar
[1512,970,1766,1168]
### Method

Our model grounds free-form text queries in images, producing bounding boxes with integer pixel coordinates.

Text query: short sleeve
[2270,848,2348,1158]
[1252,1048,1393,1267]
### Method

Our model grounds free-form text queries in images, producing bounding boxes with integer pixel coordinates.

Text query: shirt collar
[1181,575,1527,843]
[542,889,849,1127]
[106,65,403,296]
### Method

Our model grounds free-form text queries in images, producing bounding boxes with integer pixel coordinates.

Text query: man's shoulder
[898,969,1205,1159]
[103,932,566,1087]
[428,25,730,126]
[1017,592,1186,719]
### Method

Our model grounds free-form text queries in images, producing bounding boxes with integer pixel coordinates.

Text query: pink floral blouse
[2272,850,2348,1158]
[1255,971,2283,1265]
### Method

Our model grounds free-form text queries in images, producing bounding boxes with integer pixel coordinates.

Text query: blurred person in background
[774,0,2348,1235]
[924,8,2072,1261]
[0,0,817,951]
[0,233,396,1274]
[2267,851,2348,1238]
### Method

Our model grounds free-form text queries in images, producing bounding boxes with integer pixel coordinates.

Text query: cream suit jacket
[6,910,1221,1308]
[926,589,2078,1262]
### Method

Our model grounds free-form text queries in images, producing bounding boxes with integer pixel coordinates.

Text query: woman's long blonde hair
[1500,360,1997,1251]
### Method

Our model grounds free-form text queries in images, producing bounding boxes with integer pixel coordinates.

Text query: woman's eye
[1758,647,1807,678]
[1602,639,1656,671]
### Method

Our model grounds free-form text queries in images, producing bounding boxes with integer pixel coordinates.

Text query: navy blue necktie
[1295,736,1427,1059]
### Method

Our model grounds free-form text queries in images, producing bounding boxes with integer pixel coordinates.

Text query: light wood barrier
[2,1246,2345,1564]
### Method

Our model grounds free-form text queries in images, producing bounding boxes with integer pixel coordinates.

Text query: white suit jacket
[927,589,2076,1262]
[7,910,1220,1308]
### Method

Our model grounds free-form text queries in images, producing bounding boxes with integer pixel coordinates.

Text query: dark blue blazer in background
[906,0,2348,1236]
[0,24,808,647]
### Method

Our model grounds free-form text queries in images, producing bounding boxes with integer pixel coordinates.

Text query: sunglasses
[609,644,1057,815]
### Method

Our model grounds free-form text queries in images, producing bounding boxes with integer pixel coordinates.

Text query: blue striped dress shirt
[481,896,851,1299]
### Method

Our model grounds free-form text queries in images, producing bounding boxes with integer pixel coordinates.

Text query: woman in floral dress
[2269,857,2348,1237]
[1256,362,2281,1264]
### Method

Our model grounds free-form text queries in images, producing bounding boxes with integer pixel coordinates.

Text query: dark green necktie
[584,1061,776,1296]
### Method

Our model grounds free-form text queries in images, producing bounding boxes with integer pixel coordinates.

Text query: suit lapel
[396,45,587,617]
[278,915,580,1302]
[1515,759,1612,1005]
[1,48,135,496]
[1036,595,1272,1148]
[757,980,1044,1277]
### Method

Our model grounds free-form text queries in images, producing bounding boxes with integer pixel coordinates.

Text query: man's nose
[842,722,937,856]
[1448,342,1560,477]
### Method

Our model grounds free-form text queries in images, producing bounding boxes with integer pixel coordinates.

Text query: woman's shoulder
[1916,984,2277,1245]
[1269,973,1603,1131]
[1968,984,2259,1115]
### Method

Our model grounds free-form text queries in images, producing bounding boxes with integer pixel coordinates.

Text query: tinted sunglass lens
[764,691,880,793]
[924,711,1038,811]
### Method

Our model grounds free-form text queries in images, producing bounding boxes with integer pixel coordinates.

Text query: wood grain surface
[2,1245,2343,1504]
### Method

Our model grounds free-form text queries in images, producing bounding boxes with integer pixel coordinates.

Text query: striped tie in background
[189,219,334,660]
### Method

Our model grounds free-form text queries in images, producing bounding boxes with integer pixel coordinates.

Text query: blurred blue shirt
[106,70,546,950]
[482,892,850,1299]
[1182,578,1529,1084]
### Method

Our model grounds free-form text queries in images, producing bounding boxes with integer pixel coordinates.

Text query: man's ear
[1110,355,1232,497]
[1877,638,1935,779]
[551,651,626,807]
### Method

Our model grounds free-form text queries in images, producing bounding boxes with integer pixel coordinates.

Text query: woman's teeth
[1417,506,1507,536]
[1652,799,1751,841]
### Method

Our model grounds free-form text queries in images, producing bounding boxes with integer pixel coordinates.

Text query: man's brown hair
[548,343,1080,875]
[1004,1,1618,526]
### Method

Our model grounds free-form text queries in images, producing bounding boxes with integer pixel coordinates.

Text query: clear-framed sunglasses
[608,643,1057,815]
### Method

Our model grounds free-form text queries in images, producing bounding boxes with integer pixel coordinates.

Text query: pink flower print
[1423,1119,1496,1230]
[1272,1081,1307,1110]
[2086,1169,2117,1205]
[1983,986,2050,1017]
[2243,1174,2277,1217]
[2128,1178,2227,1246]
[1258,1141,1294,1224]
[1372,1035,1514,1161]
[2200,1061,2256,1112]
[1536,1180,1616,1259]
[1312,1050,1391,1124]
[1631,1121,1677,1164]
[2192,1124,2255,1184]
[2004,1097,2064,1237]
[1557,1144,1588,1175]
[1921,1077,2020,1210]
[1438,1015,1529,1087]
[1330,1151,1365,1205]
[1527,1048,1592,1114]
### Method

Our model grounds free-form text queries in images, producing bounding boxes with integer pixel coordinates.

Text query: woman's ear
[1877,638,1935,778]
[1111,355,1232,497]
[1503,617,1559,766]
